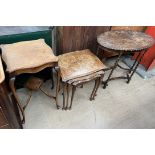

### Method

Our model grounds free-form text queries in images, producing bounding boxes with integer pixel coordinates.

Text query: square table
[0,39,58,123]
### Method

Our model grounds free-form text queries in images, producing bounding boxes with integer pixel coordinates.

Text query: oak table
[97,30,155,89]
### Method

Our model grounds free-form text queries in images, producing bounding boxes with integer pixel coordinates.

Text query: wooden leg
[90,80,98,101]
[90,77,101,101]
[62,82,66,110]
[93,77,101,98]
[69,86,76,110]
[51,67,54,89]
[65,84,70,110]
[56,70,61,109]
[9,77,25,124]
[10,94,23,128]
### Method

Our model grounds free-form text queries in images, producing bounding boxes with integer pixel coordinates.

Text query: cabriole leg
[69,86,76,110]
[9,77,25,124]
[90,80,98,101]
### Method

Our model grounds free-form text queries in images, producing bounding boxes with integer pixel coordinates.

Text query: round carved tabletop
[97,30,155,51]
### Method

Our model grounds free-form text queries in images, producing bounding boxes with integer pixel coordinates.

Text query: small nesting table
[57,49,106,110]
[97,30,155,88]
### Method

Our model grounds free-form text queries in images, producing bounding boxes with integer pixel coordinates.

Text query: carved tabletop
[97,30,155,51]
[0,56,5,84]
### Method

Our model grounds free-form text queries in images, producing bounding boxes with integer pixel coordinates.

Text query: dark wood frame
[8,62,58,124]
[56,68,104,110]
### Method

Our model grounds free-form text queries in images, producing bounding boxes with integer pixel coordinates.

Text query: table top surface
[1,39,58,74]
[0,56,5,84]
[58,49,106,82]
[97,30,155,51]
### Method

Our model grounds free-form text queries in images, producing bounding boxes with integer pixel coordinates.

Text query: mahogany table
[97,30,155,89]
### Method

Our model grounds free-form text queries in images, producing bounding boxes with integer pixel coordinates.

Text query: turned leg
[9,77,25,124]
[69,86,76,110]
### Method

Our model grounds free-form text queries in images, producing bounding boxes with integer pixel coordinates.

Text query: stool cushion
[58,49,106,82]
[0,56,5,84]
[0,39,58,73]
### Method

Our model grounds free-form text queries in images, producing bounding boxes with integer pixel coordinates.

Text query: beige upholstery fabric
[1,39,58,73]
[58,49,107,82]
[0,56,5,84]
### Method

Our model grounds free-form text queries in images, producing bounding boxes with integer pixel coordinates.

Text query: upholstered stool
[0,39,58,123]
[56,49,107,110]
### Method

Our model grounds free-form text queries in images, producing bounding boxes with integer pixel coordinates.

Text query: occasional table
[97,30,155,89]
[57,49,106,110]
[0,39,58,123]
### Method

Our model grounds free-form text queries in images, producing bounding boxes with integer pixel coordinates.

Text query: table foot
[68,107,72,110]
[56,105,61,109]
[126,73,130,84]
[103,81,108,89]
[90,97,95,101]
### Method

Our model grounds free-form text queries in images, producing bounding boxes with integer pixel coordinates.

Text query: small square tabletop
[0,39,58,74]
[58,49,107,82]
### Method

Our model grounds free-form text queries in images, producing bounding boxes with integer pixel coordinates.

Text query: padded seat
[58,49,106,82]
[1,39,58,74]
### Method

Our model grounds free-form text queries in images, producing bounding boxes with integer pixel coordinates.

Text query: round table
[97,30,155,89]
